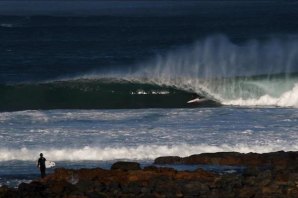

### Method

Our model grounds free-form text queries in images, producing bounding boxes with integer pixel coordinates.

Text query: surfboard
[45,161,56,168]
[187,98,201,104]
[187,98,208,104]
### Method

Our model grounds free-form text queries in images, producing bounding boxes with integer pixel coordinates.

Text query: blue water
[0,1,298,188]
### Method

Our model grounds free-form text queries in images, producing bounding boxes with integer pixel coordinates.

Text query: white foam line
[224,83,298,107]
[1,144,296,161]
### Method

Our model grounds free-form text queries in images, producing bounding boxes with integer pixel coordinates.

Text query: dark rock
[154,156,182,164]
[287,188,298,198]
[86,191,108,198]
[1,151,298,197]
[243,167,261,177]
[243,176,257,186]
[154,151,298,167]
[18,182,47,198]
[257,170,272,186]
[181,181,209,196]
[238,187,257,198]
[122,182,142,194]
[143,165,158,171]
[111,161,141,171]
[76,180,95,192]
[0,185,18,198]
[18,181,46,192]
[46,180,77,196]
[150,180,178,197]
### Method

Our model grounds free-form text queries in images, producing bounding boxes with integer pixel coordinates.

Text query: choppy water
[0,107,297,187]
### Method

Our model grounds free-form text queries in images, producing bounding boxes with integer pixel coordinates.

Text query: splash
[128,35,298,107]
[223,83,298,107]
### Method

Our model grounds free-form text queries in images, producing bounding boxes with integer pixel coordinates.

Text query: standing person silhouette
[37,153,46,178]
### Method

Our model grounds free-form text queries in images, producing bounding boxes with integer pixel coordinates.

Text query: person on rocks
[37,153,46,178]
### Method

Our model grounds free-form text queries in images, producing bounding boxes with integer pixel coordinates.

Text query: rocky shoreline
[1,151,298,197]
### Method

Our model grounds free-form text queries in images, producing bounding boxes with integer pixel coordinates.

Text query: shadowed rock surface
[1,151,298,197]
[111,161,141,171]
[154,151,298,167]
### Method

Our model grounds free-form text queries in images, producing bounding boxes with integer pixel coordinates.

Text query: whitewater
[1,107,298,187]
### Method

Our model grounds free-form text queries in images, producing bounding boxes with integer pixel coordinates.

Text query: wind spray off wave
[1,35,298,109]
[132,35,298,107]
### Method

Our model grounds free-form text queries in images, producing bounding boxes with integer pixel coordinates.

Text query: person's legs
[40,167,46,178]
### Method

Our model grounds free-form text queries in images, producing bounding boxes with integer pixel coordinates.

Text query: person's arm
[37,159,40,167]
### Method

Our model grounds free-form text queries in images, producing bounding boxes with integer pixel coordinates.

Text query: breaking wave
[0,79,219,111]
[1,144,297,161]
[127,35,298,108]
[1,35,298,110]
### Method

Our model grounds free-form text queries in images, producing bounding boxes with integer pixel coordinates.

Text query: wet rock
[238,186,257,198]
[46,180,78,197]
[143,165,158,171]
[181,181,210,196]
[18,181,47,198]
[243,167,261,177]
[1,151,298,197]
[154,156,182,164]
[257,170,272,186]
[0,185,18,198]
[111,161,141,171]
[154,151,298,167]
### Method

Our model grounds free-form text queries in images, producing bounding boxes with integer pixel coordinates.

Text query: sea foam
[0,144,296,161]
[223,83,298,107]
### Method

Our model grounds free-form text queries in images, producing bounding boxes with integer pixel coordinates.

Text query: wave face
[0,79,220,111]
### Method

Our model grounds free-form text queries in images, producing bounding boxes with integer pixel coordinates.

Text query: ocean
[0,0,298,187]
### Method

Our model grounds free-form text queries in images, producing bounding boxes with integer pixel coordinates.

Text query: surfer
[37,153,46,178]
[187,93,201,104]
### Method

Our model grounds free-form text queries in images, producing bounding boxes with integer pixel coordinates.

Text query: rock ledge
[1,151,298,198]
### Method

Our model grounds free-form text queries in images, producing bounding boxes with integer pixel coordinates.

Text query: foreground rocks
[1,151,298,198]
[154,151,298,168]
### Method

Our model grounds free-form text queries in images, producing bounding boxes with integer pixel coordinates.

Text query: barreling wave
[74,35,298,109]
[126,35,298,108]
[2,35,298,110]
[0,78,219,111]
[2,73,297,111]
